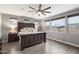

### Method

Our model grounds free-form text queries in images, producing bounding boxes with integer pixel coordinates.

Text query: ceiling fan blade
[41,12,46,15]
[39,4,42,10]
[42,7,51,11]
[29,6,36,10]
[43,11,51,13]
[38,14,41,16]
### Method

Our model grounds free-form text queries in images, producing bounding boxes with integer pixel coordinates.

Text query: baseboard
[63,41,79,48]
[47,37,64,43]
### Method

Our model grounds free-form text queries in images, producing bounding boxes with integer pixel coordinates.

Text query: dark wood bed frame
[18,22,46,50]
[20,33,46,50]
[18,22,35,32]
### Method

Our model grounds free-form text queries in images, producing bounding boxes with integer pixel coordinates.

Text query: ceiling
[0,4,79,19]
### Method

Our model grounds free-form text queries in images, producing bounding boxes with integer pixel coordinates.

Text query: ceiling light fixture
[21,4,51,16]
[37,11,41,16]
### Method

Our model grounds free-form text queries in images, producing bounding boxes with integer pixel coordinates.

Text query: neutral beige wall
[1,13,37,43]
[0,14,1,39]
[45,8,79,20]
[2,14,20,42]
[37,20,47,31]
[43,8,79,32]
[46,8,79,47]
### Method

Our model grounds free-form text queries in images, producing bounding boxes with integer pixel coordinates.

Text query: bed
[18,22,46,50]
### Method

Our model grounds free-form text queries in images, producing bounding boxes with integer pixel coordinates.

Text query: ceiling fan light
[37,12,41,14]
[37,12,41,16]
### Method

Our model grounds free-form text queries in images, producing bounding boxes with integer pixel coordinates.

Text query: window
[68,16,79,33]
[51,18,65,32]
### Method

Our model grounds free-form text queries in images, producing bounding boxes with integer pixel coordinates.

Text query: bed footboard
[19,33,46,50]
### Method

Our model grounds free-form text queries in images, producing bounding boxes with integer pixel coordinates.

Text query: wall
[47,32,79,47]
[0,14,1,39]
[1,13,38,43]
[1,14,20,42]
[45,8,79,47]
[45,8,79,20]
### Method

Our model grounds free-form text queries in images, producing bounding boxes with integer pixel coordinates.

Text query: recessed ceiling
[0,4,79,19]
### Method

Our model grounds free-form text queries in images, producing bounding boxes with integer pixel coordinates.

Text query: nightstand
[8,33,18,43]
[0,39,2,54]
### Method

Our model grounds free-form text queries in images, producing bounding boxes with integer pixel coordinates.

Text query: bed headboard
[17,22,35,32]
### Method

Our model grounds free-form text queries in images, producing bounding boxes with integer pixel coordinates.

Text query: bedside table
[0,39,2,54]
[8,33,18,43]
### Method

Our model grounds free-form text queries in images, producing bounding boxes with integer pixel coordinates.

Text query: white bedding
[18,31,46,35]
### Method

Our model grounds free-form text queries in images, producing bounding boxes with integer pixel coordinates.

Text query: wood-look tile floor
[2,39,79,54]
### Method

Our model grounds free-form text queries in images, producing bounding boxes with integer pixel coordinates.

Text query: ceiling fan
[27,4,51,16]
